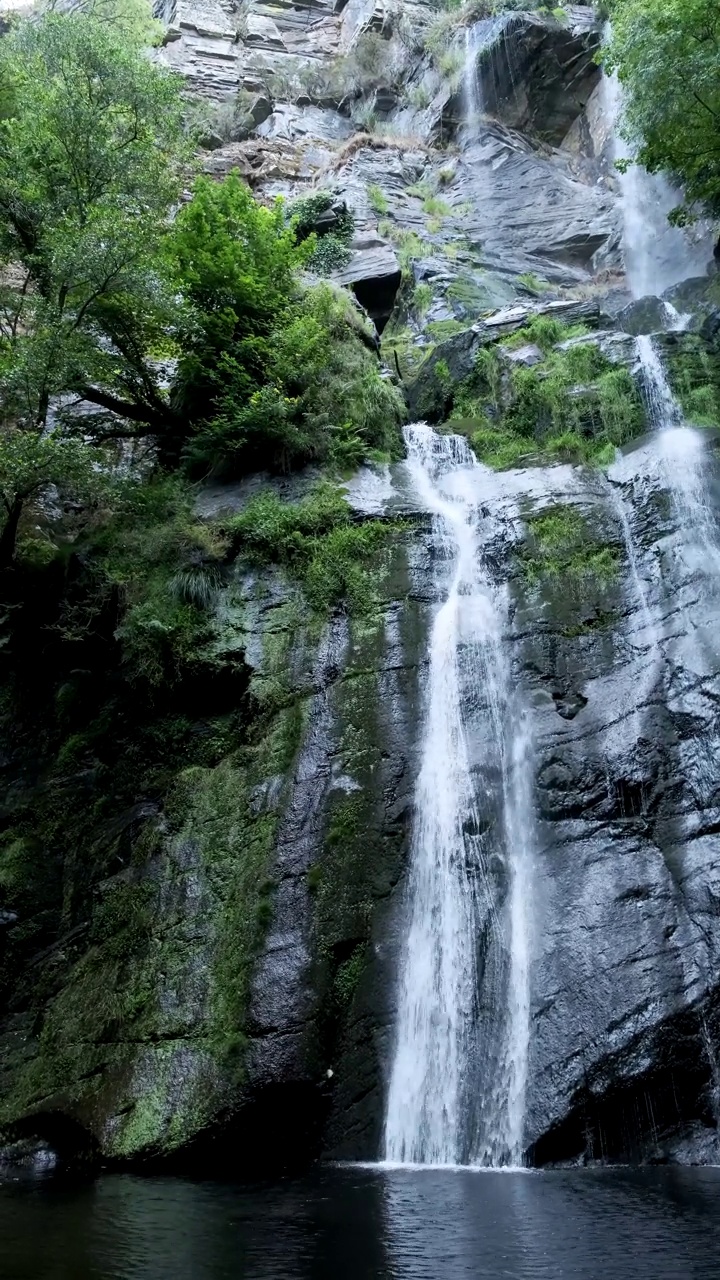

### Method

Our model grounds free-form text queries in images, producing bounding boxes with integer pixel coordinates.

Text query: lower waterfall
[383,424,535,1169]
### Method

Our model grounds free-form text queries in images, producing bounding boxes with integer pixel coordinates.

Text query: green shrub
[521,504,620,583]
[447,325,646,469]
[438,48,464,82]
[185,284,404,475]
[226,483,396,614]
[423,194,451,217]
[408,84,431,109]
[516,271,552,295]
[91,478,226,686]
[413,283,433,315]
[287,191,356,276]
[367,183,389,215]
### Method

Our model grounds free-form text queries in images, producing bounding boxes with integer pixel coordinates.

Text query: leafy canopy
[605,0,720,221]
[0,10,188,425]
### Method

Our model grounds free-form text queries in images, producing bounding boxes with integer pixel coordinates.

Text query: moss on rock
[450,324,646,469]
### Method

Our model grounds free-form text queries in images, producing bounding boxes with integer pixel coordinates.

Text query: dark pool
[3,1164,720,1279]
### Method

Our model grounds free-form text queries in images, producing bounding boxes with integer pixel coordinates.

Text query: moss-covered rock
[0,477,418,1168]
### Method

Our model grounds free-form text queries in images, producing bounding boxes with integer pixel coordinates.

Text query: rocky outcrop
[162,1,628,334]
[468,9,602,145]
[0,507,426,1169]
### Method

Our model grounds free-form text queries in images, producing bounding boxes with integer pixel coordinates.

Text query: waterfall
[635,336,720,576]
[384,424,535,1168]
[602,63,712,299]
[636,335,683,430]
[463,24,484,139]
[461,18,507,143]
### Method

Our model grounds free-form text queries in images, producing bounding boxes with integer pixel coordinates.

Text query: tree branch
[78,385,173,430]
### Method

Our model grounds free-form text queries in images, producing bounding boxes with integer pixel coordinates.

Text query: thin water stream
[601,58,713,299]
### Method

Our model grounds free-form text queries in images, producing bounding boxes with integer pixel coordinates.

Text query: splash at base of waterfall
[383,424,536,1169]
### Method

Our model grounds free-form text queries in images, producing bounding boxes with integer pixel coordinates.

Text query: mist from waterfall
[383,425,535,1168]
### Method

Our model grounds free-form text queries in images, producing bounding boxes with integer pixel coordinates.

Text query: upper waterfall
[601,47,713,299]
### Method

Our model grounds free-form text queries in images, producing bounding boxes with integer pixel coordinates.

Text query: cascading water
[635,336,720,577]
[602,60,713,300]
[462,17,507,144]
[383,424,535,1168]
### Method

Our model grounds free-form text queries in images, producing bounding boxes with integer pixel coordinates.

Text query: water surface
[4,1165,720,1279]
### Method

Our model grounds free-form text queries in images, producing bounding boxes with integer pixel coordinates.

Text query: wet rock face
[347,439,720,1169]
[0,509,427,1170]
[472,10,602,146]
[159,0,624,337]
[501,442,720,1166]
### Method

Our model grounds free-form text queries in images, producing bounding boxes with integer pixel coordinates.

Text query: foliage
[286,191,355,275]
[367,183,389,215]
[0,428,107,565]
[226,483,395,615]
[423,194,452,218]
[75,476,226,687]
[333,945,366,1006]
[43,0,163,45]
[664,334,720,426]
[516,272,553,295]
[170,175,344,470]
[438,48,465,83]
[185,284,404,476]
[407,84,431,110]
[413,283,433,315]
[521,504,620,583]
[447,325,646,468]
[0,10,187,431]
[264,32,397,107]
[604,0,720,221]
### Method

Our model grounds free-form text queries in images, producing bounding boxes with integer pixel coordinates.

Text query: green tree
[0,428,104,567]
[605,0,720,221]
[170,172,309,435]
[183,282,405,476]
[0,11,188,428]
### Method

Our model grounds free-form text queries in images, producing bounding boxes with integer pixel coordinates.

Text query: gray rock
[469,9,602,146]
[616,295,676,336]
[333,234,402,331]
[502,342,544,366]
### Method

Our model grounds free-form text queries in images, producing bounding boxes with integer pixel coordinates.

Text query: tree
[183,283,405,475]
[605,0,720,222]
[0,428,103,567]
[0,10,188,429]
[170,173,309,433]
[43,0,164,47]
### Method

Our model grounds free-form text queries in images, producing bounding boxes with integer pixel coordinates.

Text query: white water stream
[384,426,535,1168]
[383,30,718,1174]
[462,17,508,145]
[602,64,713,300]
[636,336,720,577]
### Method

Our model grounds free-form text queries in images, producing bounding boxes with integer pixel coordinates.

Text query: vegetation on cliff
[606,0,720,223]
[0,0,407,1159]
[0,6,404,566]
[410,316,646,469]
